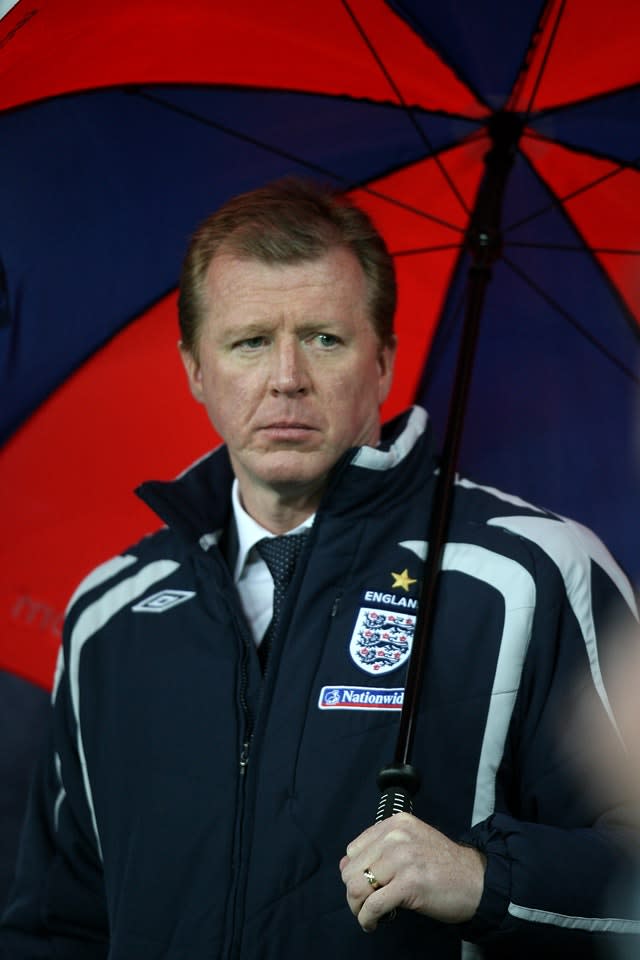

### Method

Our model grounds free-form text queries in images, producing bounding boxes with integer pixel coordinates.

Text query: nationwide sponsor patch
[318,686,404,711]
[349,606,415,675]
[132,590,196,613]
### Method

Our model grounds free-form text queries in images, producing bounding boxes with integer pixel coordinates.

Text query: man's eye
[237,336,266,350]
[315,333,340,348]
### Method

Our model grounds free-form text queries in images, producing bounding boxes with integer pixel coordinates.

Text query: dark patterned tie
[255,533,308,667]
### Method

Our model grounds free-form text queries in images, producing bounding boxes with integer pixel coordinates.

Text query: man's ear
[377,335,397,406]
[178,341,205,404]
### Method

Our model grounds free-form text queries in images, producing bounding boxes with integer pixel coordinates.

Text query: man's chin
[249,450,333,495]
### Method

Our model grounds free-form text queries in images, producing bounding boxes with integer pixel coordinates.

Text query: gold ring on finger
[363,867,381,890]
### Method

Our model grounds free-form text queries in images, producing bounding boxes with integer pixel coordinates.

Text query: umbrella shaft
[394,263,492,768]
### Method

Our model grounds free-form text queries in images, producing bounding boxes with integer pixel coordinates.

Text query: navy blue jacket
[2,407,640,959]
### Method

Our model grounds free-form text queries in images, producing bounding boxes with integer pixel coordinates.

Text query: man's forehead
[203,247,368,301]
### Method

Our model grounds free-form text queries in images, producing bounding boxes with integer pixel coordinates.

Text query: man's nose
[269,339,309,395]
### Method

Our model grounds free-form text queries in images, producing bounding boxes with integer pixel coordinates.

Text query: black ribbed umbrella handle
[375,763,421,821]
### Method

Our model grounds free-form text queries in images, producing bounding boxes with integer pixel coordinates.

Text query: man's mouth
[259,421,318,441]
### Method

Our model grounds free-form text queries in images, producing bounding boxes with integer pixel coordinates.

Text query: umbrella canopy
[1,0,639,700]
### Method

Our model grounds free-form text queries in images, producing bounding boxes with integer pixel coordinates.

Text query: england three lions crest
[349,607,415,675]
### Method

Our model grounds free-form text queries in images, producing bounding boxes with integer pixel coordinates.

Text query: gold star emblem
[391,568,417,592]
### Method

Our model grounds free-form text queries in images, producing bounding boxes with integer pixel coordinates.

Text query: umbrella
[2,0,638,690]
[1,0,639,895]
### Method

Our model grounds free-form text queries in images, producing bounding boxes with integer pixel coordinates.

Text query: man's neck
[234,479,322,535]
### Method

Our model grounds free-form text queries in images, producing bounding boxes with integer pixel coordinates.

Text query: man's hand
[339,812,486,932]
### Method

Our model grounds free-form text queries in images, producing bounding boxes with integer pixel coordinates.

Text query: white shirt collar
[231,479,314,582]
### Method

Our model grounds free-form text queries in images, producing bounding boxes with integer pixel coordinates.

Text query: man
[2,179,639,959]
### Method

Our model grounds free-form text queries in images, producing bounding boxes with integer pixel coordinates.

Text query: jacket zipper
[219,582,256,960]
[226,599,294,958]
[239,740,250,775]
[227,623,261,959]
[225,534,314,958]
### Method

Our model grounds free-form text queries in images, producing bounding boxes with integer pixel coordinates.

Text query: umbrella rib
[132,88,464,236]
[527,87,640,145]
[503,254,640,384]
[506,242,640,255]
[340,0,471,219]
[507,1,552,113]
[519,0,567,119]
[504,153,635,233]
[392,243,463,257]
[524,128,639,172]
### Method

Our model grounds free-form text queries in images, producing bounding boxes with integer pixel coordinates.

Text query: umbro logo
[132,590,196,613]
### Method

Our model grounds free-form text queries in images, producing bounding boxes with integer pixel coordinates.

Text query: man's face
[180,246,395,519]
